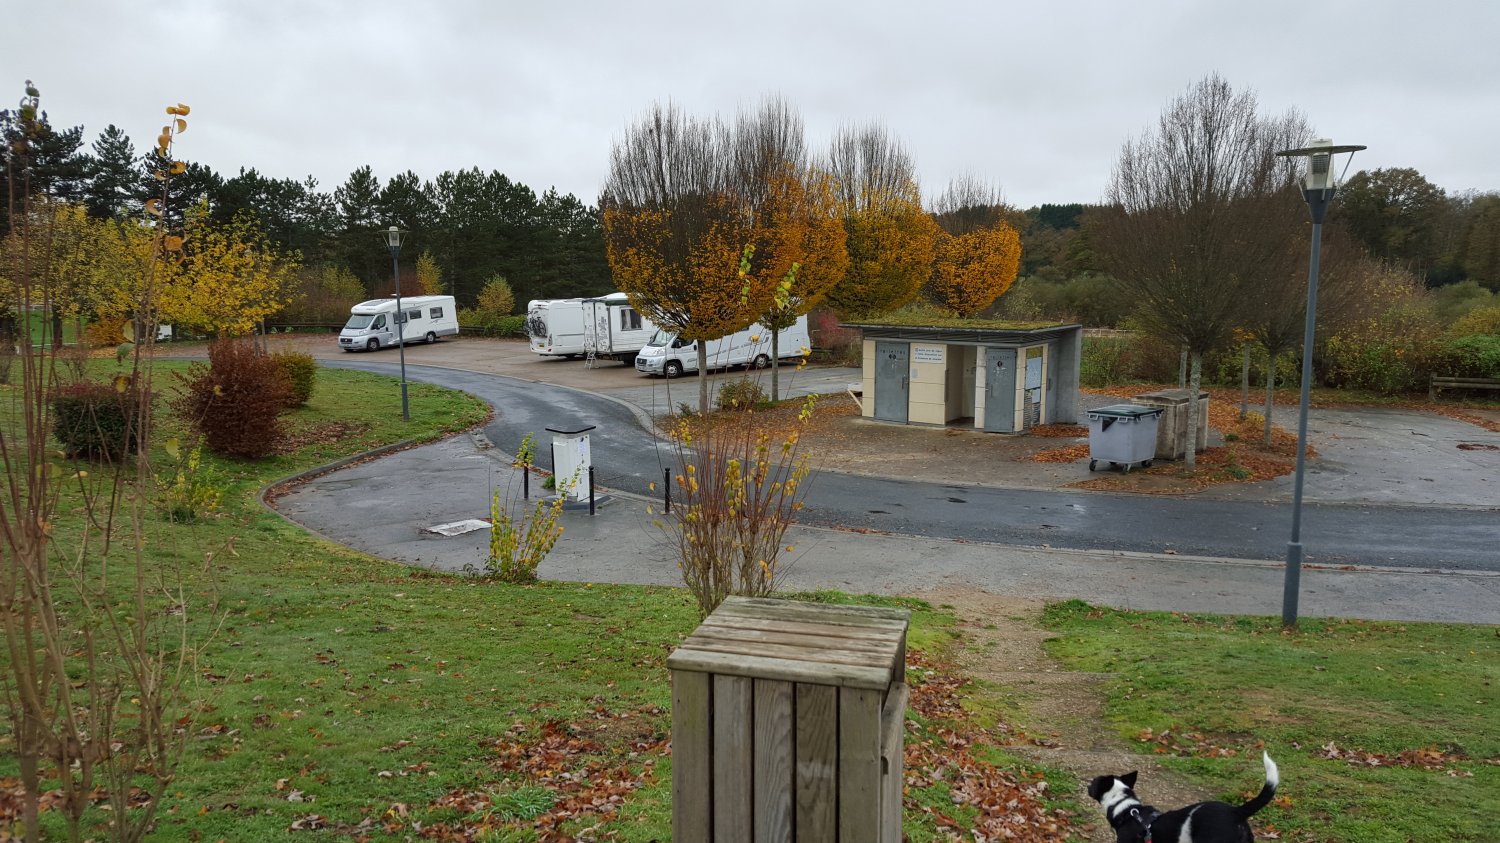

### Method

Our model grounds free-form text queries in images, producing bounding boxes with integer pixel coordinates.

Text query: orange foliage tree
[929,223,1022,317]
[602,102,754,414]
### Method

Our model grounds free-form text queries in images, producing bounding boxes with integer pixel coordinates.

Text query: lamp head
[1276,139,1366,193]
[383,226,407,250]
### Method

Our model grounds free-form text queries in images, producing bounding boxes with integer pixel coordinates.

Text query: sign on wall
[912,345,945,364]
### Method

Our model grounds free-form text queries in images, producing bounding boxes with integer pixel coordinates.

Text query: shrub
[458,310,528,337]
[1449,305,1500,339]
[717,377,768,410]
[173,339,291,459]
[1437,334,1500,379]
[84,316,128,348]
[51,379,145,461]
[273,351,316,407]
[157,439,223,522]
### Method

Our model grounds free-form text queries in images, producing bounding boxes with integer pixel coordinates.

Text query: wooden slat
[754,679,794,843]
[796,683,837,843]
[672,670,711,842]
[714,674,754,843]
[681,634,897,669]
[725,596,912,622]
[669,649,895,690]
[699,616,904,651]
[693,618,894,651]
[838,687,882,842]
[879,683,909,842]
[717,597,911,628]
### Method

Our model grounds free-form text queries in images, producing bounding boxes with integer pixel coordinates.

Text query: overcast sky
[11,1,1498,210]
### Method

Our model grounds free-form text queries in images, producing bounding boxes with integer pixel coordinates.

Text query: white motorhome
[339,295,458,352]
[634,315,811,378]
[525,298,586,357]
[581,293,657,364]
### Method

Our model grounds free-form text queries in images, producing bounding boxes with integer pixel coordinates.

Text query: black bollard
[523,463,530,500]
[588,465,596,515]
[663,467,671,513]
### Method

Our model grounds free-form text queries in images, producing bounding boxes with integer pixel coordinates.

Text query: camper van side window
[620,309,642,331]
[372,315,386,330]
[407,309,423,321]
[429,307,444,319]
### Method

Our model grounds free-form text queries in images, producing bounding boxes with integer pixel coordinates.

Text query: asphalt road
[323,360,1500,573]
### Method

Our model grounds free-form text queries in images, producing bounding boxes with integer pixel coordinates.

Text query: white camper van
[525,298,586,357]
[634,315,811,378]
[339,295,458,352]
[581,293,657,364]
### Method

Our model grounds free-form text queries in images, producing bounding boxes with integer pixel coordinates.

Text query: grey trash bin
[1087,404,1164,473]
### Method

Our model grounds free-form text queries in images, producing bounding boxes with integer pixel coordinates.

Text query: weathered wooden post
[668,596,910,842]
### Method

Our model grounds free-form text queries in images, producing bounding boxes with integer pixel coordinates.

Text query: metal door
[874,342,909,423]
[984,347,1017,432]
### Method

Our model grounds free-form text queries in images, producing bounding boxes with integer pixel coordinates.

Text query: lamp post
[1274,138,1364,629]
[384,226,410,422]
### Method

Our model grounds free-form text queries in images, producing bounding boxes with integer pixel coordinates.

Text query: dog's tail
[1235,752,1279,821]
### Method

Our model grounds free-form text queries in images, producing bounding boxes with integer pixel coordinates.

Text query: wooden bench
[1430,375,1500,400]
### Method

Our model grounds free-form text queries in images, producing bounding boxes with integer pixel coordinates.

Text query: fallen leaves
[1314,741,1474,775]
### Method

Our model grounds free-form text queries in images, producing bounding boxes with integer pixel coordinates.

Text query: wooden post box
[668,596,910,842]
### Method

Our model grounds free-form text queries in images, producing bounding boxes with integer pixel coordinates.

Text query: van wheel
[425,332,437,344]
[664,361,684,379]
[366,339,380,352]
[752,354,771,370]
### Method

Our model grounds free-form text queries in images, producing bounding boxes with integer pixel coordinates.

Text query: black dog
[1087,752,1279,843]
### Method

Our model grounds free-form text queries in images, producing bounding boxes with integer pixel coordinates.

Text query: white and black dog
[1087,752,1279,843]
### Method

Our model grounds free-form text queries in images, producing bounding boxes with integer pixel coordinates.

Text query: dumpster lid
[1088,404,1164,419]
[667,597,909,690]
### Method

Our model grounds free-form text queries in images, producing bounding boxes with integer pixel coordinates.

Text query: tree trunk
[1184,353,1202,470]
[1240,344,1250,421]
[697,343,709,416]
[1178,346,1188,389]
[1264,349,1277,446]
[51,313,64,349]
[770,328,780,403]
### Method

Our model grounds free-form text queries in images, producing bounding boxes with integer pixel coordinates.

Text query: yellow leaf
[171,161,187,175]
[177,103,191,115]
[114,374,130,393]
[166,235,184,252]
[154,171,167,181]
[175,118,187,133]
[164,438,181,461]
[145,198,162,216]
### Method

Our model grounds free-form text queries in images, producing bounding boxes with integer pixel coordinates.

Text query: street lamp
[384,225,410,422]
[1274,138,1364,629]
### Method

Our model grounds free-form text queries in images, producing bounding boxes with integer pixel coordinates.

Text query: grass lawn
[5,359,1495,840]
[1042,601,1500,842]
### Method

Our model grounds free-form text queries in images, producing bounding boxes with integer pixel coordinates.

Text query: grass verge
[1042,600,1499,842]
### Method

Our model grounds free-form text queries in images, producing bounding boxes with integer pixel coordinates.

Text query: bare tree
[929,174,1008,235]
[1091,74,1305,469]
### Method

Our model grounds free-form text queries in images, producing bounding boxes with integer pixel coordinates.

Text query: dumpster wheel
[1143,460,1153,468]
[1089,459,1097,471]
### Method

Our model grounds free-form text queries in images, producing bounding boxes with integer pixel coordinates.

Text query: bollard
[664,467,672,513]
[523,463,530,500]
[588,465,595,515]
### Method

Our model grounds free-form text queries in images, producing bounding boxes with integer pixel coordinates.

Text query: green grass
[1041,600,1500,842]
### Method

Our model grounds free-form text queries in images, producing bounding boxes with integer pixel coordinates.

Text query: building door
[1023,346,1045,429]
[874,342,909,423]
[983,347,1016,432]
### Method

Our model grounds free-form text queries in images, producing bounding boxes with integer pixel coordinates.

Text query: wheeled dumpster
[1086,404,1164,473]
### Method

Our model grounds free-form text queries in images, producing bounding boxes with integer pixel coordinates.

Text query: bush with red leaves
[174,339,292,459]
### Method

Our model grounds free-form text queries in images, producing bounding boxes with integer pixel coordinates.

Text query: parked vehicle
[525,298,586,357]
[339,295,458,352]
[581,293,658,364]
[634,315,811,378]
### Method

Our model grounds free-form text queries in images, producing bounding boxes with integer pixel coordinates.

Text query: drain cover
[424,519,491,536]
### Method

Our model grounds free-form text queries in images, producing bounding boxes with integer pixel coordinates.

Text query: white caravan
[339,295,458,352]
[581,293,658,364]
[526,298,586,357]
[634,315,811,378]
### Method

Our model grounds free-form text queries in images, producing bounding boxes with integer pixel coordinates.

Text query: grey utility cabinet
[1087,404,1164,472]
[668,596,910,842]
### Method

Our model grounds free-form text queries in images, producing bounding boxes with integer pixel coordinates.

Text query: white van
[525,298,586,357]
[581,293,658,364]
[339,295,458,352]
[634,315,810,378]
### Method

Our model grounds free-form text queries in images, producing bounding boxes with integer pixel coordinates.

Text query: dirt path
[916,587,1211,842]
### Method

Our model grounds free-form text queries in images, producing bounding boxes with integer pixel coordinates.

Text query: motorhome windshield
[345,314,374,330]
[647,328,677,347]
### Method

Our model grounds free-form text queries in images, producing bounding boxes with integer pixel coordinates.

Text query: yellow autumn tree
[929,223,1022,317]
[476,273,515,315]
[602,102,755,414]
[825,123,940,316]
[414,249,443,295]
[156,209,299,337]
